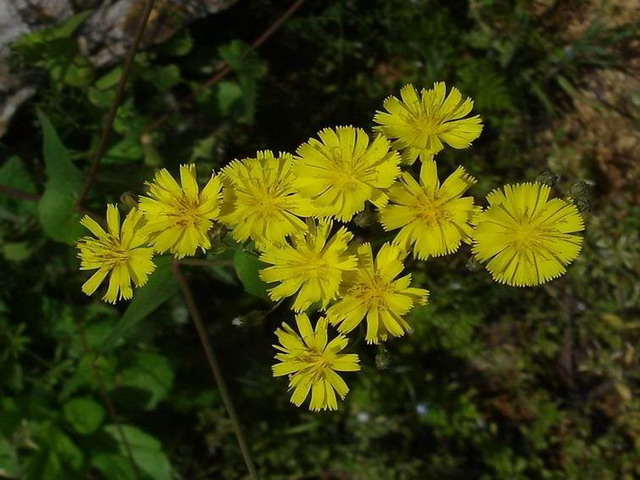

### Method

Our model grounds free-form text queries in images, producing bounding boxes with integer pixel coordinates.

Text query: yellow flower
[379,159,477,260]
[77,205,155,303]
[220,151,311,247]
[259,219,357,312]
[139,164,222,258]
[293,126,401,222]
[326,243,428,344]
[472,182,585,286]
[273,313,360,411]
[374,83,483,164]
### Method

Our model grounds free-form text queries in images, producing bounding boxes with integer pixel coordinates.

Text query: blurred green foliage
[0,0,639,479]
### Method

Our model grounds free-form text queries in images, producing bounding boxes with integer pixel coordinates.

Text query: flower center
[415,194,450,226]
[173,196,203,226]
[254,187,286,215]
[511,222,547,252]
[97,238,131,267]
[328,148,364,192]
[303,255,328,276]
[297,350,331,379]
[410,114,438,135]
[353,275,392,310]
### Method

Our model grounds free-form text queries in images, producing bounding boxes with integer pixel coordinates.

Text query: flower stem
[172,261,259,480]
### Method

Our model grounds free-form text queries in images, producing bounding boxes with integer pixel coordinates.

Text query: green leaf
[115,352,175,410]
[2,242,32,263]
[104,425,171,480]
[91,454,136,480]
[0,156,36,193]
[36,109,84,244]
[47,11,92,39]
[62,54,95,87]
[219,40,267,124]
[0,156,37,214]
[100,257,179,351]
[12,11,91,60]
[103,137,144,164]
[27,424,83,479]
[63,398,105,435]
[217,81,243,116]
[234,250,269,300]
[88,67,122,108]
[141,64,181,91]
[0,436,20,478]
[161,29,194,56]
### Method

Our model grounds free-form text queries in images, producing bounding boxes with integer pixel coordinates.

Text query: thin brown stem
[76,320,141,479]
[142,0,307,135]
[0,184,40,202]
[172,262,259,480]
[75,0,157,209]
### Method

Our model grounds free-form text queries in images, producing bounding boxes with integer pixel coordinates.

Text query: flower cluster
[76,82,585,411]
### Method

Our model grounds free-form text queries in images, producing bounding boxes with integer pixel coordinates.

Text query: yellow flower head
[326,243,428,344]
[379,159,477,260]
[220,151,312,247]
[259,219,357,312]
[472,182,585,287]
[77,205,155,303]
[139,164,223,258]
[273,313,360,411]
[374,83,483,164]
[293,126,401,222]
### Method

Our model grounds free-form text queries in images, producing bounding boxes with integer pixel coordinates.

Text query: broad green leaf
[0,156,36,193]
[88,67,122,107]
[104,425,171,480]
[103,137,144,164]
[161,29,194,56]
[217,81,243,115]
[2,242,32,263]
[91,454,136,480]
[219,40,267,124]
[0,156,37,214]
[36,109,84,244]
[63,398,105,435]
[0,436,19,478]
[115,352,175,410]
[25,450,62,480]
[141,64,181,91]
[61,54,95,87]
[100,257,179,351]
[38,188,84,244]
[27,424,83,480]
[234,250,269,300]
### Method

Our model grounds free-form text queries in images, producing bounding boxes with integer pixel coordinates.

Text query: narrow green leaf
[100,257,179,351]
[234,250,269,300]
[47,10,92,39]
[36,109,84,244]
